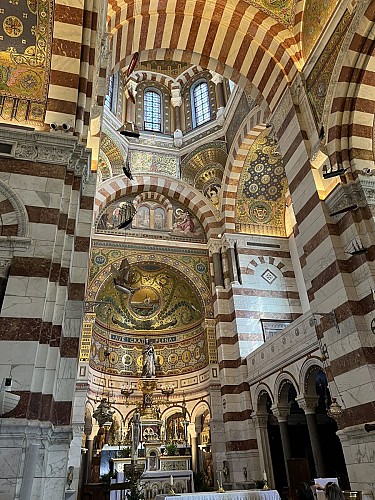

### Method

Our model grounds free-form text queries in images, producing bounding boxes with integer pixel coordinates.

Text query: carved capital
[270,404,290,422]
[252,412,269,429]
[296,395,318,414]
[208,238,223,255]
[210,71,223,85]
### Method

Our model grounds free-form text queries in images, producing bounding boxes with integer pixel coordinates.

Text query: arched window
[144,89,162,132]
[105,74,114,110]
[192,81,210,127]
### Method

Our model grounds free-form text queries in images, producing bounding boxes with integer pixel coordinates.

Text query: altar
[155,490,280,500]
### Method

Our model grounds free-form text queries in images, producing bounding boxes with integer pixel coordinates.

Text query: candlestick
[170,475,174,486]
[263,471,267,482]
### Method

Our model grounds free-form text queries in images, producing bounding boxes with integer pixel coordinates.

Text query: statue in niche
[223,461,229,483]
[67,466,74,490]
[142,339,156,377]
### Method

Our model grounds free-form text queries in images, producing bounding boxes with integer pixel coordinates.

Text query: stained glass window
[144,90,162,132]
[192,81,210,127]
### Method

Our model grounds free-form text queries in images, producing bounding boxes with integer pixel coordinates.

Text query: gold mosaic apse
[236,129,287,236]
[87,249,212,376]
[0,0,54,125]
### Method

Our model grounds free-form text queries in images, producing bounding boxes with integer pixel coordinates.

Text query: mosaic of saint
[0,0,53,124]
[236,129,288,236]
[96,195,206,242]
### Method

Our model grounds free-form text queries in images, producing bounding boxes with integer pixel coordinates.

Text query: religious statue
[142,339,156,378]
[93,398,115,427]
[223,461,229,483]
[67,466,74,490]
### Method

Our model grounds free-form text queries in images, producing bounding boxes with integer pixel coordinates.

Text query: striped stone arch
[325,0,375,171]
[108,0,302,110]
[134,191,173,211]
[0,180,29,238]
[177,66,203,87]
[221,109,266,232]
[292,0,304,57]
[274,371,300,404]
[95,174,220,237]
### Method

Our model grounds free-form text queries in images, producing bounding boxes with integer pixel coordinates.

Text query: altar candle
[170,475,174,486]
[263,471,267,482]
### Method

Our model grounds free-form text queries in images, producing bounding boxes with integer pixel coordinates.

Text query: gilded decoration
[130,150,179,178]
[181,142,227,208]
[244,0,296,27]
[302,0,340,59]
[87,246,211,376]
[236,129,287,236]
[100,133,126,176]
[96,194,206,243]
[306,10,353,125]
[0,0,54,125]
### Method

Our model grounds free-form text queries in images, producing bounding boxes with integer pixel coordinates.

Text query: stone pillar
[19,442,39,500]
[296,396,325,477]
[171,87,183,148]
[209,240,224,288]
[271,405,292,485]
[252,413,275,488]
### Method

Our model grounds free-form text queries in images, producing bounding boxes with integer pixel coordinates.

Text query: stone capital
[171,96,182,108]
[270,404,290,422]
[296,395,318,414]
[252,412,269,429]
[208,238,223,255]
[210,71,223,85]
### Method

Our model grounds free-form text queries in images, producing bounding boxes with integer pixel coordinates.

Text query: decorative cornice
[0,128,91,178]
[325,176,375,216]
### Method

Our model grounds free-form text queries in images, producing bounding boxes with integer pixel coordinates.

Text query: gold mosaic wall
[236,129,287,236]
[0,0,54,125]
[302,0,340,60]
[245,0,296,27]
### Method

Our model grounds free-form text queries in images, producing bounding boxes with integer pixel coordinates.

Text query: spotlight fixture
[62,123,70,132]
[330,204,358,217]
[348,239,368,256]
[319,126,325,141]
[322,164,348,179]
[122,157,133,180]
[50,122,58,130]
[118,122,140,138]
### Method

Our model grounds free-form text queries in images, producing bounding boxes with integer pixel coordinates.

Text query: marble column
[210,72,225,123]
[223,238,239,284]
[19,442,39,500]
[171,87,183,148]
[296,396,325,477]
[252,413,275,488]
[271,405,292,485]
[190,431,198,472]
[212,252,224,287]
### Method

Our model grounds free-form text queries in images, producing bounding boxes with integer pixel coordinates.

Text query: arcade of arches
[0,0,374,499]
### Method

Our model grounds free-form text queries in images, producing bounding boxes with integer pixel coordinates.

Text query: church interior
[0,0,374,499]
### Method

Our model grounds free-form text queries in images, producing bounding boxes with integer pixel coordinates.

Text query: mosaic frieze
[236,129,287,236]
[306,10,353,125]
[302,0,340,59]
[90,327,208,377]
[100,133,126,176]
[130,150,179,178]
[96,193,206,243]
[0,0,54,125]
